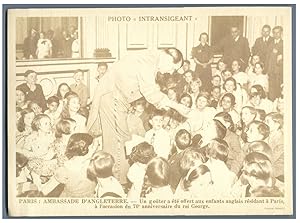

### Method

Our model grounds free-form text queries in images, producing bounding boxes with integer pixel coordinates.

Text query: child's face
[196,96,208,110]
[211,88,221,100]
[221,96,233,110]
[211,76,221,87]
[25,72,37,85]
[190,81,200,93]
[241,108,255,125]
[222,71,232,81]
[180,96,192,108]
[24,112,35,127]
[68,97,81,113]
[254,64,263,74]
[74,72,84,83]
[246,123,263,143]
[16,90,26,104]
[59,85,70,98]
[48,102,59,112]
[265,117,278,132]
[184,72,193,83]
[224,80,235,93]
[231,61,240,72]
[252,55,260,65]
[150,115,163,131]
[39,117,51,133]
[218,61,226,71]
[30,103,42,115]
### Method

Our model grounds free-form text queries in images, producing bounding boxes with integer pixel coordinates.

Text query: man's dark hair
[262,24,271,30]
[164,48,184,68]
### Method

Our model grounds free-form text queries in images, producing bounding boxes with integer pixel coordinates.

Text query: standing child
[145,109,172,159]
[70,69,88,107]
[87,151,125,198]
[127,142,157,201]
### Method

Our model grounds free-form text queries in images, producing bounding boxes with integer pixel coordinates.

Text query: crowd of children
[15,29,285,200]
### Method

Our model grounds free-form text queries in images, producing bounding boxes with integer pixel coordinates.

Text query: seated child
[206,139,237,197]
[265,112,284,179]
[127,142,157,201]
[168,129,191,191]
[140,157,173,199]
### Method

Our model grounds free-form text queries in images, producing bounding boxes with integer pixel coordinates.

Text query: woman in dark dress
[192,32,214,92]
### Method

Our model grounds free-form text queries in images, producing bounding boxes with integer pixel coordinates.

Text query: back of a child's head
[243,152,273,182]
[249,120,270,140]
[145,157,170,187]
[65,133,93,159]
[183,164,211,190]
[214,112,234,132]
[55,118,76,139]
[129,142,157,164]
[87,151,115,181]
[251,185,284,197]
[175,129,191,151]
[247,141,273,161]
[207,138,229,162]
[47,95,59,105]
[213,119,227,139]
[149,108,164,120]
[180,148,208,177]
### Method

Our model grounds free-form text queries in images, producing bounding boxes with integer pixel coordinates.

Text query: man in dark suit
[252,24,274,66]
[266,26,283,100]
[216,26,250,71]
[23,28,39,59]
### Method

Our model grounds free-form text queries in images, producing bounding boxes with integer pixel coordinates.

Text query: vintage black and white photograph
[6,6,294,216]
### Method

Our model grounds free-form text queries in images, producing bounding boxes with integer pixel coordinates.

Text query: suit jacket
[216,35,250,70]
[252,36,274,64]
[87,50,168,132]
